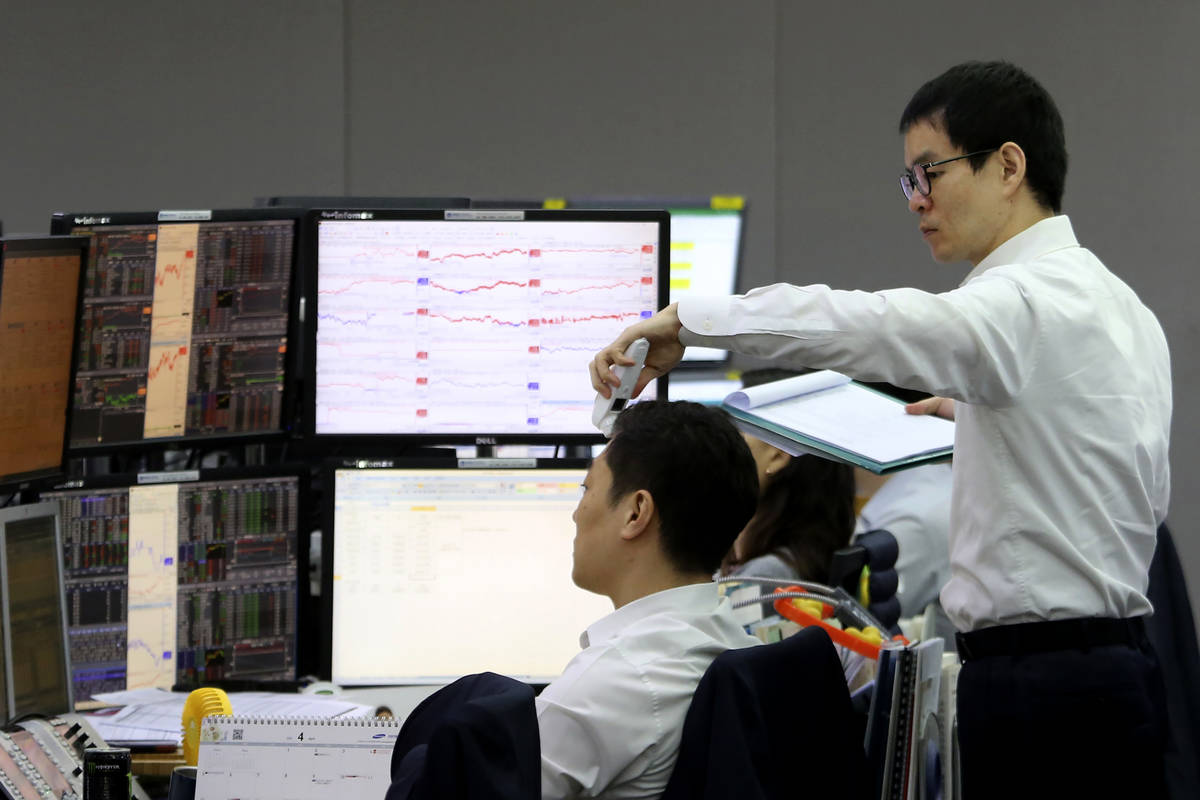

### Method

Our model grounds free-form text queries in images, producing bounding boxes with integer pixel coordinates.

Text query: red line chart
[154,261,187,287]
[148,346,188,380]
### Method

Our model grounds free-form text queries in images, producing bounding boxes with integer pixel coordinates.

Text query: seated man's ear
[620,489,655,541]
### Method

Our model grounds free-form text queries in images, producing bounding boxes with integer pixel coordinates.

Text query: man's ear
[997,140,1027,198]
[620,489,655,541]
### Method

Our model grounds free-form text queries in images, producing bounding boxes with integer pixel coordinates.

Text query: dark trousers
[956,619,1168,799]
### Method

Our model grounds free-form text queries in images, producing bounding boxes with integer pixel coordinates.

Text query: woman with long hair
[721,442,856,583]
[720,367,857,583]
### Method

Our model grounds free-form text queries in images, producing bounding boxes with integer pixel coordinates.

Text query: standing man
[590,61,1171,797]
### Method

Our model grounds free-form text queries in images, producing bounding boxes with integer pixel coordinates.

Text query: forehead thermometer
[591,337,649,438]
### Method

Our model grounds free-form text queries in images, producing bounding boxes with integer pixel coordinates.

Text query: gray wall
[2,0,1197,619]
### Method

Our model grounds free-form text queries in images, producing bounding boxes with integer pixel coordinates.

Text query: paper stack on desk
[83,689,375,747]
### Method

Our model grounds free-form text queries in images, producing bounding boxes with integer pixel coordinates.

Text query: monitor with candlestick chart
[50,209,303,451]
[39,467,305,700]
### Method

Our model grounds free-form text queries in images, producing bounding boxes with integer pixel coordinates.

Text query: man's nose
[908,188,930,214]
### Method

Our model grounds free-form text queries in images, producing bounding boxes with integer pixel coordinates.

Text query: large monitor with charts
[0,236,88,488]
[0,501,73,721]
[305,208,667,444]
[49,210,302,451]
[324,458,612,684]
[40,466,305,700]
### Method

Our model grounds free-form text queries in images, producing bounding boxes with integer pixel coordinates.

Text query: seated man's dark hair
[606,400,758,575]
[899,60,1068,213]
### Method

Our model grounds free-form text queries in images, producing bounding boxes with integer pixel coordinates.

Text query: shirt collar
[580,581,721,648]
[961,214,1080,286]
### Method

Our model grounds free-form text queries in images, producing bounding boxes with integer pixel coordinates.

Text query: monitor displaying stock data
[306,209,667,443]
[50,210,300,450]
[40,467,303,700]
[325,458,613,684]
[0,236,88,487]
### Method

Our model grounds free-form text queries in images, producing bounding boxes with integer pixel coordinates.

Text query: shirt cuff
[678,295,735,346]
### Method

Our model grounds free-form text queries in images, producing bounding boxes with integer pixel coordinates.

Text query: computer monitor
[305,208,668,445]
[49,209,303,451]
[563,197,745,364]
[0,236,88,488]
[0,501,73,720]
[256,196,471,209]
[324,458,612,684]
[40,466,305,700]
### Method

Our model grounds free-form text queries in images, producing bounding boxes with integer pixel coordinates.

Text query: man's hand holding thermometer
[588,304,686,424]
[592,337,650,437]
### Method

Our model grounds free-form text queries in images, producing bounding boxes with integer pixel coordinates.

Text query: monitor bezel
[0,236,90,490]
[38,463,313,691]
[300,208,670,448]
[256,196,471,209]
[0,500,74,719]
[49,209,308,455]
[319,455,594,682]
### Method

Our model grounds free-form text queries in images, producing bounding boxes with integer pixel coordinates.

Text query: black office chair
[386,672,540,800]
[830,528,903,633]
[661,626,870,800]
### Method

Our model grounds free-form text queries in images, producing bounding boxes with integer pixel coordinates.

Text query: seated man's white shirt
[537,581,760,799]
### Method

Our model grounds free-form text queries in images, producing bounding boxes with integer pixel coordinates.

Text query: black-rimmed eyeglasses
[900,149,998,200]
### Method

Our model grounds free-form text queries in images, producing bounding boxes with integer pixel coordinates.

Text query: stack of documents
[83,688,375,746]
[721,371,954,473]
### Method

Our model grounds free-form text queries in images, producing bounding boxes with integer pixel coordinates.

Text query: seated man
[537,400,762,799]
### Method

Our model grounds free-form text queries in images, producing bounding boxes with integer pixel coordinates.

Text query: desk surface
[131,750,187,778]
[335,684,444,718]
[112,684,447,780]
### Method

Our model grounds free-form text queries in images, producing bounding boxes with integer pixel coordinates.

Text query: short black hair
[605,400,758,575]
[899,60,1067,213]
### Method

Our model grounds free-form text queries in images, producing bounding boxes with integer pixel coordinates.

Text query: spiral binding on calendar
[203,714,401,728]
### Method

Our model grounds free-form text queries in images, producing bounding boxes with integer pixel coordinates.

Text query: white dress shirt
[536,582,760,799]
[678,216,1171,631]
[854,463,953,617]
